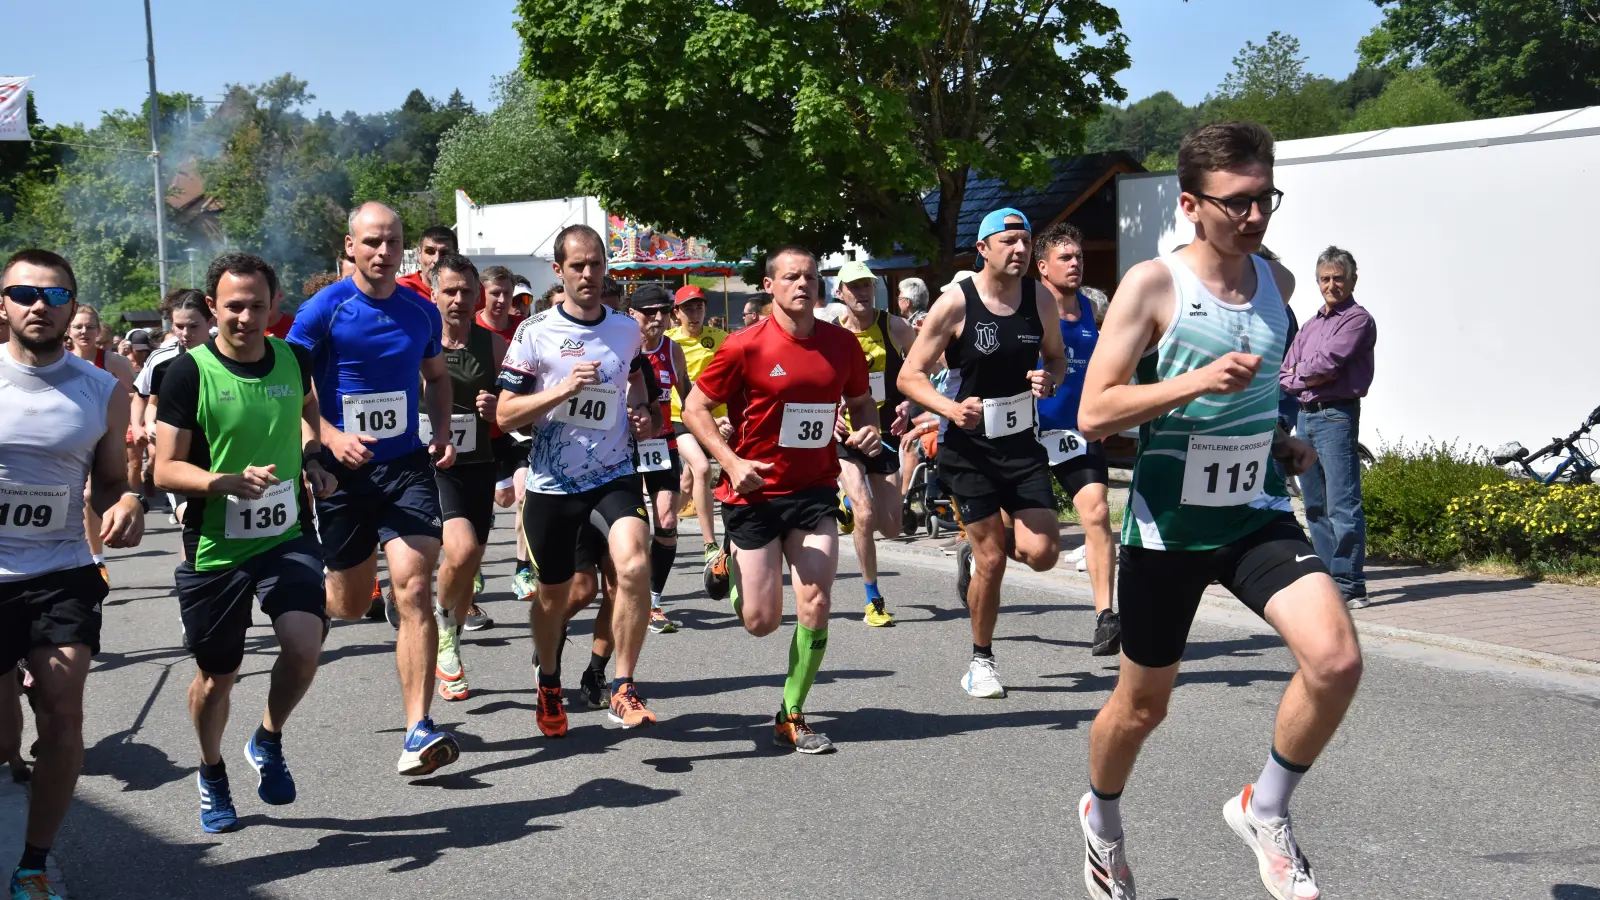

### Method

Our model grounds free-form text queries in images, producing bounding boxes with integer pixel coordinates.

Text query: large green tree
[1359,0,1600,116]
[515,0,1129,280]
[1344,68,1472,132]
[1209,31,1344,140]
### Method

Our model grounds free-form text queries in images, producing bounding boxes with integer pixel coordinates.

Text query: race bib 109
[551,383,619,430]
[779,402,836,449]
[1040,428,1088,466]
[635,438,671,472]
[982,391,1033,439]
[0,483,69,537]
[418,413,478,454]
[342,390,408,439]
[225,479,297,541]
[1180,433,1273,507]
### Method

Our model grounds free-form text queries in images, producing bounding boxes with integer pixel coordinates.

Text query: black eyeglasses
[1196,189,1284,219]
[2,285,75,307]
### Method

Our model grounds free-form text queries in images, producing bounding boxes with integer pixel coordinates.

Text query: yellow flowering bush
[1447,481,1600,566]
[1363,441,1507,563]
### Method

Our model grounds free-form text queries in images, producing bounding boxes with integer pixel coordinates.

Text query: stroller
[900,424,960,538]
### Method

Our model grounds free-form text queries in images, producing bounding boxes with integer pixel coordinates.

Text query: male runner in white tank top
[1,249,145,900]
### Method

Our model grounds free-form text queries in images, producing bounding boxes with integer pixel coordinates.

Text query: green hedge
[1362,441,1506,564]
[1447,481,1600,578]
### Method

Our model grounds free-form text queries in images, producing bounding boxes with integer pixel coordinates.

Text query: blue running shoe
[244,735,296,805]
[10,868,61,899]
[197,771,239,833]
[397,717,459,776]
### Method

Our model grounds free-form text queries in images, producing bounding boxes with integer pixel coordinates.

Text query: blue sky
[10,0,1383,128]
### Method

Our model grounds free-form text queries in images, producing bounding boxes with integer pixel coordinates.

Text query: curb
[0,778,70,899]
[874,537,1600,680]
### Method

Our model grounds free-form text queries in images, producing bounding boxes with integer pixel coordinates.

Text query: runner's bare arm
[671,342,692,404]
[888,314,917,356]
[420,352,456,468]
[1079,260,1259,441]
[1033,281,1068,394]
[475,334,510,425]
[300,388,335,498]
[841,391,883,457]
[91,387,144,547]
[682,385,737,470]
[627,365,661,437]
[896,288,965,419]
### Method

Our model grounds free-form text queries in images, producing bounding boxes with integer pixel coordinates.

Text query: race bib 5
[982,391,1033,439]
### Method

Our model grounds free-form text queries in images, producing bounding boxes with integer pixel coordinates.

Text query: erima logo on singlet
[559,338,585,358]
[770,364,787,377]
[218,389,235,402]
[1188,302,1208,318]
[973,321,999,355]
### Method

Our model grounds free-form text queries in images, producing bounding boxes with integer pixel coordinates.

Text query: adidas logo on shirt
[770,364,787,377]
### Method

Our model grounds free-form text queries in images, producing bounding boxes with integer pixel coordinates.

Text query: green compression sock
[783,623,829,715]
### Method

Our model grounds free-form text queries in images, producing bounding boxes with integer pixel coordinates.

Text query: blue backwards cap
[977,207,1032,242]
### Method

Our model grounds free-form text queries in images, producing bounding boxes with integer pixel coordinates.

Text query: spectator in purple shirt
[1281,246,1377,608]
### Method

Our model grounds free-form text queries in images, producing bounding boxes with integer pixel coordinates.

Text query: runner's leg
[325,553,380,621]
[962,513,1009,648]
[676,433,717,548]
[837,458,878,586]
[383,535,444,729]
[606,517,652,683]
[22,644,90,850]
[1260,574,1363,782]
[729,539,784,637]
[439,519,484,628]
[188,668,237,767]
[868,472,902,540]
[263,611,324,733]
[649,487,678,608]
[1008,506,1060,572]
[1073,483,1115,616]
[780,520,838,713]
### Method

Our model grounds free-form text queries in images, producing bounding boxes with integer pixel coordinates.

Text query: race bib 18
[779,402,836,449]
[551,383,619,431]
[636,438,671,472]
[0,483,69,537]
[1040,428,1088,466]
[342,390,408,439]
[418,413,479,454]
[1180,433,1273,507]
[225,479,297,541]
[982,391,1033,439]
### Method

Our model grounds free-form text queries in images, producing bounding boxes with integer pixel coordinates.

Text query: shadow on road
[1553,887,1600,899]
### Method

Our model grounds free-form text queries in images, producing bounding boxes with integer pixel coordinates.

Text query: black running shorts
[436,461,498,545]
[573,523,609,573]
[939,439,1055,524]
[636,443,682,494]
[1117,514,1329,669]
[521,476,647,585]
[837,431,900,476]
[0,565,107,669]
[1050,440,1110,500]
[721,486,842,551]
[493,434,526,483]
[175,535,327,675]
[314,449,443,570]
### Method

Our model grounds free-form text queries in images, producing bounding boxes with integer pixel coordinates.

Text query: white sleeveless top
[0,348,119,581]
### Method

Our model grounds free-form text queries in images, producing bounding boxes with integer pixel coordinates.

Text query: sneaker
[956,540,974,610]
[1091,610,1123,657]
[436,618,469,702]
[462,603,493,631]
[773,710,835,754]
[9,869,61,900]
[511,569,538,602]
[396,717,459,776]
[365,577,385,620]
[648,608,677,634]
[385,589,400,630]
[1066,543,1087,564]
[579,667,608,709]
[95,562,109,588]
[243,735,296,805]
[608,682,657,729]
[839,492,855,535]
[1078,792,1136,899]
[961,656,1006,699]
[472,569,484,596]
[536,685,568,738]
[1224,786,1320,900]
[862,597,896,627]
[703,542,730,601]
[1345,594,1371,610]
[197,771,239,833]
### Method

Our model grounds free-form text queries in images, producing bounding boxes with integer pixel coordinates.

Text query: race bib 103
[342,390,408,439]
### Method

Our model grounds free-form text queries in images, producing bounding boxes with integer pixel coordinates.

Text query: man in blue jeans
[1281,245,1378,608]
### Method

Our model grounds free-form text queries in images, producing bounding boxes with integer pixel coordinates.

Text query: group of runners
[0,120,1360,900]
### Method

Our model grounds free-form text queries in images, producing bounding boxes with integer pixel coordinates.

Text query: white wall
[1115,130,1600,453]
[455,193,606,258]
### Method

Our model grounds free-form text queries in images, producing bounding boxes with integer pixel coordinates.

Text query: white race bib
[636,438,671,472]
[982,391,1033,439]
[1040,428,1088,466]
[342,390,407,439]
[225,479,297,540]
[1180,433,1274,507]
[551,383,619,430]
[418,413,479,454]
[779,402,836,449]
[868,371,886,404]
[0,483,69,537]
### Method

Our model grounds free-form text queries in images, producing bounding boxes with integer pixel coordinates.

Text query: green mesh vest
[1121,255,1294,551]
[191,339,305,570]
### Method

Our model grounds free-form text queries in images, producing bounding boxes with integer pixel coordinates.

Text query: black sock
[254,724,281,747]
[587,652,610,675]
[649,540,675,595]
[199,759,226,782]
[538,669,561,689]
[611,675,633,695]
[515,557,530,575]
[19,843,48,872]
[972,643,994,660]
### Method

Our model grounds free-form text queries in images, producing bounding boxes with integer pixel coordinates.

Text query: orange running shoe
[536,685,568,738]
[607,682,657,729]
[773,710,835,754]
[96,562,109,588]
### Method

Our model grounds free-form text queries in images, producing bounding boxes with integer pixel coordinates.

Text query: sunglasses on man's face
[2,285,75,307]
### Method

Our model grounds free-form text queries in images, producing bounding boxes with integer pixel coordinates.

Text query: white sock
[1250,748,1309,821]
[91,553,104,564]
[1086,789,1123,842]
[650,591,662,610]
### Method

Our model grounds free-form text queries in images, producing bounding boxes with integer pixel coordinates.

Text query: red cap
[674,285,706,305]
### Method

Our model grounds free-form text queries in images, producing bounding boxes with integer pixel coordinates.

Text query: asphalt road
[38,509,1600,900]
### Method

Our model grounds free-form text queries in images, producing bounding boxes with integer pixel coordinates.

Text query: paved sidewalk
[0,777,69,898]
[901,523,1600,673]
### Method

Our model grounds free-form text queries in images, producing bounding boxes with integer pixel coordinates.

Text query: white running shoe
[1078,792,1136,899]
[1223,786,1321,900]
[1067,544,1087,564]
[961,656,1006,699]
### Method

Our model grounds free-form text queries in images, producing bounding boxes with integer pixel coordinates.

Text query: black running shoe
[956,540,974,610]
[578,667,608,710]
[1091,609,1122,657]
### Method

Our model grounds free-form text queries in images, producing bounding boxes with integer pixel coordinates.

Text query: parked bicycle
[1491,406,1600,485]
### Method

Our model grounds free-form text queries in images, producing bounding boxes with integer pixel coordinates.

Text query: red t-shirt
[267,312,295,339]
[396,271,431,300]
[694,317,869,504]
[475,309,521,345]
[642,335,677,443]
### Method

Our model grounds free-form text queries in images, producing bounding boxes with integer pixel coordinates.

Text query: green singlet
[190,338,306,570]
[1122,254,1293,552]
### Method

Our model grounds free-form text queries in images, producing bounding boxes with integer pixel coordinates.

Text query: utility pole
[143,0,169,300]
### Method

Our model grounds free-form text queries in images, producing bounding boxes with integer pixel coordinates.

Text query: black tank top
[443,324,497,466]
[942,275,1047,460]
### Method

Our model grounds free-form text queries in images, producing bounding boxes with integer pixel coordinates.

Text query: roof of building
[1272,106,1600,163]
[929,151,1144,248]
